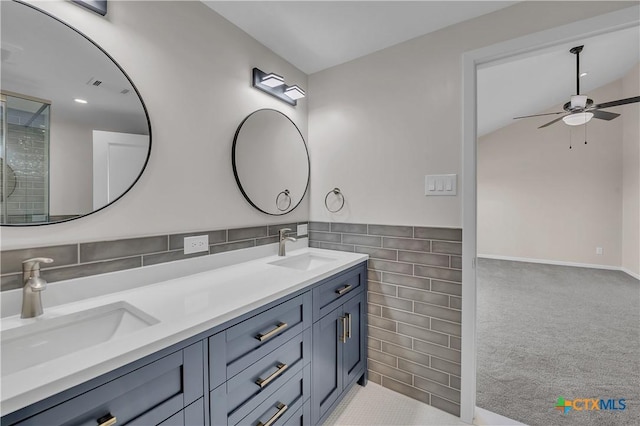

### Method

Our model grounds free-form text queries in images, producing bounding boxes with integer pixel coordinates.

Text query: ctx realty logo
[555,397,626,414]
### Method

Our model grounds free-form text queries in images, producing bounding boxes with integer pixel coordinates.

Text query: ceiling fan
[514,45,640,128]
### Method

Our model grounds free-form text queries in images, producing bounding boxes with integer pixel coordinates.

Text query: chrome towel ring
[276,189,292,211]
[325,188,345,213]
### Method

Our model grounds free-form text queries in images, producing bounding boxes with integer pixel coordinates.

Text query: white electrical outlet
[184,235,209,254]
[596,247,603,255]
[297,223,308,236]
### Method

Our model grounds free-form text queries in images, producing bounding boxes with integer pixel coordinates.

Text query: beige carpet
[476,259,640,426]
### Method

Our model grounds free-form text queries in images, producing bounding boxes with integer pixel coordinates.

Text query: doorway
[460,6,640,425]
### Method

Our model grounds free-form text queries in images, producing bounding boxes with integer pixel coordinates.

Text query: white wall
[2,0,308,250]
[622,63,640,276]
[307,1,635,227]
[49,119,93,216]
[477,79,630,267]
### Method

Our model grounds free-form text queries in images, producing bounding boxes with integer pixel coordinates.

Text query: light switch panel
[425,174,457,196]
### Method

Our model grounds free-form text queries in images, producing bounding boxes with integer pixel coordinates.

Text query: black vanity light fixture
[71,0,107,16]
[252,68,305,106]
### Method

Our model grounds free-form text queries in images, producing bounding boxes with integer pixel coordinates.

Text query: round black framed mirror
[0,0,151,226]
[232,109,309,216]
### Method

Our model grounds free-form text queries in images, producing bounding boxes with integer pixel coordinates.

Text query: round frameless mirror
[232,109,309,216]
[0,0,151,226]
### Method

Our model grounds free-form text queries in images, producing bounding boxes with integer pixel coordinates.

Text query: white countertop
[0,244,367,416]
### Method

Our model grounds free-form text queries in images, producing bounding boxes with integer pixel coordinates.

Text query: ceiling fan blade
[592,110,620,121]
[514,111,564,119]
[593,96,640,109]
[538,115,566,129]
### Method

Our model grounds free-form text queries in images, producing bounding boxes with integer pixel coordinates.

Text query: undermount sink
[269,253,337,271]
[1,301,159,376]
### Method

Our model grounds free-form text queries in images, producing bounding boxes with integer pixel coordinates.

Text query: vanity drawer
[225,329,310,424]
[276,399,311,426]
[223,292,311,378]
[235,364,310,426]
[312,263,365,320]
[14,342,204,426]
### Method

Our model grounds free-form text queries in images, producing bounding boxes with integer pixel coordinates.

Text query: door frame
[460,6,640,423]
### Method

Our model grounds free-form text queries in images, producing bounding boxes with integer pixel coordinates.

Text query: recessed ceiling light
[579,72,588,78]
[74,98,88,104]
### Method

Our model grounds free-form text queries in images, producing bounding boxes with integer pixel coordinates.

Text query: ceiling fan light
[562,112,593,126]
[570,95,588,109]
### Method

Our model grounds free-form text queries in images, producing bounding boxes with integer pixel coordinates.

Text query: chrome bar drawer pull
[345,312,352,339]
[340,316,347,343]
[256,322,288,342]
[256,363,288,388]
[257,402,288,426]
[97,413,117,426]
[335,284,352,295]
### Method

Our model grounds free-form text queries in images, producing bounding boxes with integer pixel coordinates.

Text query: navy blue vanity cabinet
[209,293,313,426]
[311,263,367,425]
[2,260,368,426]
[10,341,205,426]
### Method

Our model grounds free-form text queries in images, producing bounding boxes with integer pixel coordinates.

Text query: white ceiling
[204,1,518,74]
[478,25,640,136]
[206,1,639,136]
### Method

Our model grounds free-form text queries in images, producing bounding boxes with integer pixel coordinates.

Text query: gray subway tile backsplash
[210,239,255,254]
[169,230,226,250]
[397,251,450,267]
[44,257,143,283]
[1,244,78,274]
[432,241,462,255]
[381,272,430,291]
[330,222,367,234]
[309,241,355,252]
[308,221,330,232]
[369,259,413,275]
[227,226,267,241]
[414,227,462,241]
[368,224,414,238]
[414,265,462,283]
[382,237,431,252]
[308,231,342,243]
[382,377,430,405]
[267,223,298,236]
[1,222,308,288]
[80,236,168,263]
[354,246,397,261]
[342,234,382,247]
[143,250,208,267]
[309,221,462,416]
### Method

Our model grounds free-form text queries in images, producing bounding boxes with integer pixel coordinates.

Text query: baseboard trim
[474,407,525,425]
[621,267,640,280]
[478,254,640,280]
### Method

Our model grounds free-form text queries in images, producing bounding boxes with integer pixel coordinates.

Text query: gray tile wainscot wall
[0,223,306,292]
[309,222,462,416]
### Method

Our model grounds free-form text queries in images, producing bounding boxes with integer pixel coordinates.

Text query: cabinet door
[342,293,365,387]
[311,306,343,425]
[14,342,203,426]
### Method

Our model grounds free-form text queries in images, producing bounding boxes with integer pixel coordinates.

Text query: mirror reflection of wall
[0,0,150,226]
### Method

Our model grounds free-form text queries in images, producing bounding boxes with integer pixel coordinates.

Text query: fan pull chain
[584,123,588,145]
[569,126,572,149]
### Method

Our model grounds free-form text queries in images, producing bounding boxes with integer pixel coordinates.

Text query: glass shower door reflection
[0,93,50,224]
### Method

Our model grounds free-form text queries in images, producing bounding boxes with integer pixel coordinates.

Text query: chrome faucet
[278,228,297,256]
[21,257,53,318]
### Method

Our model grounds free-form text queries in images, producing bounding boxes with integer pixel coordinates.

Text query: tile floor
[323,382,467,426]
